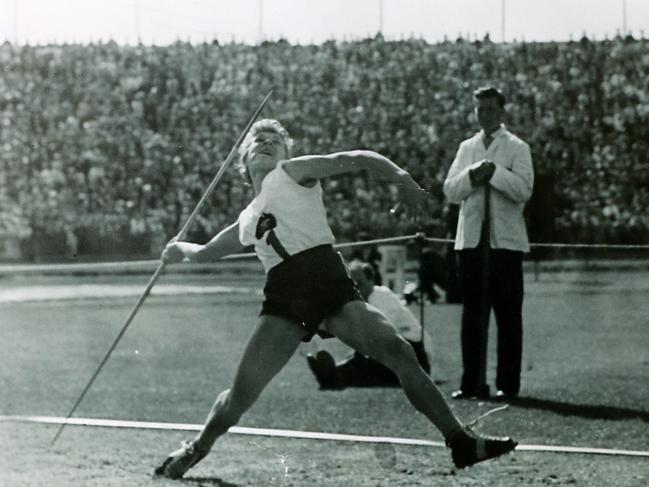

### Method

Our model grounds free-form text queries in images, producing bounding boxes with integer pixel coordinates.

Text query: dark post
[478,184,491,387]
[416,232,426,343]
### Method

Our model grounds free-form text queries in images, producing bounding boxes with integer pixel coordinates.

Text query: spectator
[306,260,430,389]
[1,37,648,261]
[349,232,383,284]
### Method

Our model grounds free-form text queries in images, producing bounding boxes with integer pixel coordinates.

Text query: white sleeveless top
[238,160,335,273]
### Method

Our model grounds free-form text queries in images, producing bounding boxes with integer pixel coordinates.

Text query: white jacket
[443,125,534,252]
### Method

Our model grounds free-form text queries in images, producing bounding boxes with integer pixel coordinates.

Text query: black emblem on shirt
[255,212,290,260]
[255,212,277,239]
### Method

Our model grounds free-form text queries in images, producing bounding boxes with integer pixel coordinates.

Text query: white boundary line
[2,415,648,458]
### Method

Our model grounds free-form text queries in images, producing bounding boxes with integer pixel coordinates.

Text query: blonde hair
[237,119,294,183]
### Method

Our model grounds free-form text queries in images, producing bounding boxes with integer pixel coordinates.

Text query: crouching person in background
[306,260,431,389]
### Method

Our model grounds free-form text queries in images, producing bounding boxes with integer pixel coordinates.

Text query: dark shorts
[261,244,363,342]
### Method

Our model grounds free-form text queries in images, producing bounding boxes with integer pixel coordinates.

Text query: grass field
[1,266,648,486]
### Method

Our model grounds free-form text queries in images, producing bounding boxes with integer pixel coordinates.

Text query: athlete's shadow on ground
[181,478,238,486]
[511,396,649,422]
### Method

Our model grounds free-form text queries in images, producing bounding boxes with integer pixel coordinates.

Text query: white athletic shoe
[153,440,209,479]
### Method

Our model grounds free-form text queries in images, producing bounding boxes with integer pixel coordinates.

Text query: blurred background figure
[442,203,463,304]
[306,260,431,389]
[350,232,383,285]
[403,246,451,305]
[402,204,462,306]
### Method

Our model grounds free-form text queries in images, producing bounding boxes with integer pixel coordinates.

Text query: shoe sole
[153,448,208,479]
[454,439,517,469]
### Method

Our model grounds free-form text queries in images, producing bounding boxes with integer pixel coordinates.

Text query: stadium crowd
[1,34,648,260]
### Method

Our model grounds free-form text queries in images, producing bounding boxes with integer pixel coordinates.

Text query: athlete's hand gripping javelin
[161,239,199,264]
[162,220,243,265]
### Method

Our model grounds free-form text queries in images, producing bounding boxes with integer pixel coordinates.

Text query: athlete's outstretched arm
[284,150,405,183]
[283,150,428,211]
[162,221,244,264]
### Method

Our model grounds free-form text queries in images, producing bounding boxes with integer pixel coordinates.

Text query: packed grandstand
[1,34,647,260]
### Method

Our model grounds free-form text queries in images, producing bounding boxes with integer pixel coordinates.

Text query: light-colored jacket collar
[479,124,507,140]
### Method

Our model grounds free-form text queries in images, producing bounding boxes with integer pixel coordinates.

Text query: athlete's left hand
[393,172,432,220]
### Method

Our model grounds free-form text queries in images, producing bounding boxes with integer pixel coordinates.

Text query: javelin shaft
[51,90,272,446]
[50,263,165,445]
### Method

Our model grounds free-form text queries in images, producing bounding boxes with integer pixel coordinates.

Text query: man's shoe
[495,390,518,402]
[451,385,490,400]
[153,440,209,479]
[447,427,517,469]
[306,351,343,390]
[451,389,472,400]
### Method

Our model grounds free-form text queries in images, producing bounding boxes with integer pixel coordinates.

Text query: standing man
[443,87,533,401]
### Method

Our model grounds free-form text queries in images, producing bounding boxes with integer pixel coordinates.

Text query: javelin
[51,90,273,446]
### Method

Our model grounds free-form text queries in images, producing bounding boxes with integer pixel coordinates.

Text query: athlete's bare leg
[324,300,463,438]
[194,315,309,450]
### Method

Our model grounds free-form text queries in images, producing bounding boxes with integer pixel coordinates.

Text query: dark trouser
[458,246,523,395]
[338,340,431,387]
